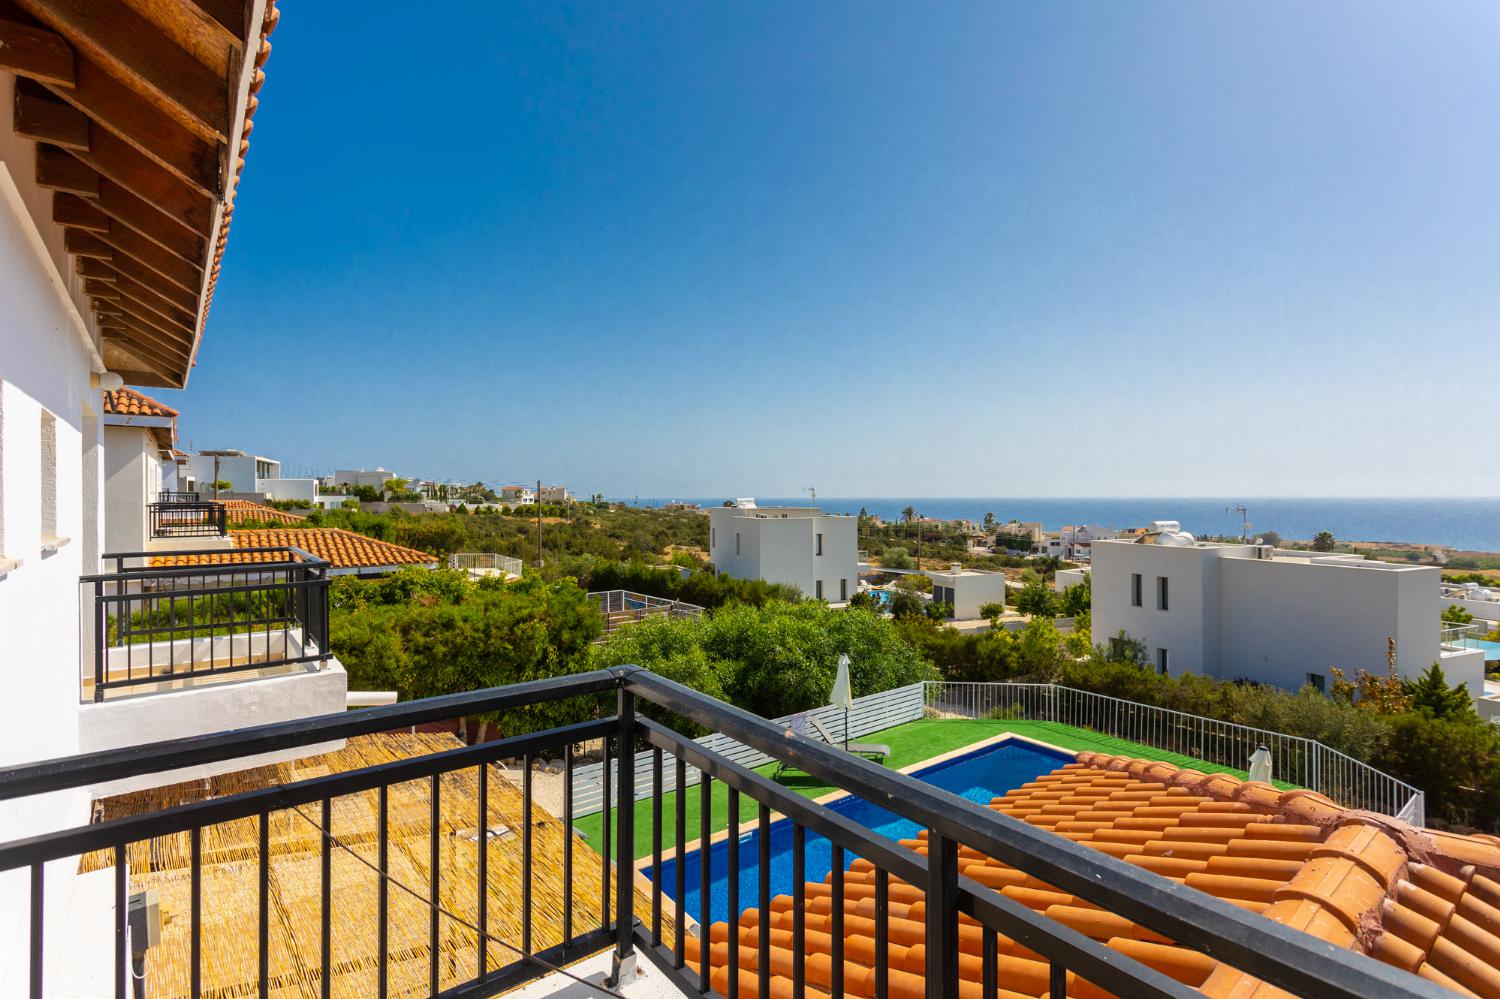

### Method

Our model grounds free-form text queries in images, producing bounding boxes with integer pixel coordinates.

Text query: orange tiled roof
[219,500,306,525]
[102,388,178,419]
[152,528,436,572]
[684,750,1500,999]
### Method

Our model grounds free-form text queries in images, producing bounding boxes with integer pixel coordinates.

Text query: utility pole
[536,479,543,567]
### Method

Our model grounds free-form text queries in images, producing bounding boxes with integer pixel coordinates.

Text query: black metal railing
[156,490,203,503]
[82,546,332,701]
[148,500,226,538]
[0,669,1443,999]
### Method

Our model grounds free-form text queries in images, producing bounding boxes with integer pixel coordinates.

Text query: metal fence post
[609,685,637,985]
[925,831,959,999]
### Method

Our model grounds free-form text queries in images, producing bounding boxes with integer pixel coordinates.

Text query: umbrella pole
[844,706,850,750]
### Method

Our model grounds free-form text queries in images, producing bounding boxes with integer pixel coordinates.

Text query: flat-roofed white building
[1092,530,1485,697]
[927,563,1008,620]
[707,501,858,602]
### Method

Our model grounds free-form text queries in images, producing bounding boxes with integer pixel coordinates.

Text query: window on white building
[1130,573,1142,607]
[711,528,716,548]
[40,409,57,540]
[735,532,741,556]
[815,580,823,600]
[1156,648,1169,675]
[816,532,823,556]
[840,578,847,601]
[1156,575,1169,611]
[1306,672,1326,695]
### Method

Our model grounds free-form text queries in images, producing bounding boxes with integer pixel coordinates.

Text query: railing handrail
[0,667,1446,998]
[83,546,330,582]
[923,680,1423,824]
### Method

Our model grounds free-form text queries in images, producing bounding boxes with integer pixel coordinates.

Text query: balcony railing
[588,589,704,634]
[449,552,524,576]
[82,546,332,701]
[0,669,1443,999]
[924,681,1425,825]
[148,500,226,538]
[155,490,203,503]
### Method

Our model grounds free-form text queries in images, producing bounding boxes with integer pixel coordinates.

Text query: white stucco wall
[103,425,160,553]
[0,70,105,996]
[78,661,349,796]
[707,508,857,600]
[1091,539,1466,695]
[1054,566,1090,593]
[258,477,318,502]
[928,569,1008,620]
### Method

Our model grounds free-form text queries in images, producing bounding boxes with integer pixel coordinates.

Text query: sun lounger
[809,714,890,763]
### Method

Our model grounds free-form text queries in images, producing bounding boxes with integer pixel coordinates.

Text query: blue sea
[625,497,1500,553]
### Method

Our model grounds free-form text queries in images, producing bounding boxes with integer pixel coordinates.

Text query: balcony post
[925,831,959,999]
[608,684,637,985]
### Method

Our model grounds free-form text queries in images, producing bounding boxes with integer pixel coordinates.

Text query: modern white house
[332,466,397,489]
[1091,525,1486,697]
[1042,524,1120,561]
[707,500,858,601]
[926,563,1009,621]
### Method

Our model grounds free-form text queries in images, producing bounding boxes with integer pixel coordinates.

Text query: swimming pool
[651,738,1072,926]
[1457,636,1500,662]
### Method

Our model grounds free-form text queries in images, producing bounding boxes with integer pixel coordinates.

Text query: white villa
[707,499,858,602]
[1091,524,1485,697]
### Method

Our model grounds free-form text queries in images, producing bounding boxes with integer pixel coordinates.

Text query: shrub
[592,601,938,729]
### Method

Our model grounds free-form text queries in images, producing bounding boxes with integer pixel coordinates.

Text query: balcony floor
[509,950,693,999]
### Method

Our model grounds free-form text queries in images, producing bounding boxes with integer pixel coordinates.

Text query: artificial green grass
[573,717,1284,860]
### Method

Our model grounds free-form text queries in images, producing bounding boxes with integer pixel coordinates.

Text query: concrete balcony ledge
[78,656,348,797]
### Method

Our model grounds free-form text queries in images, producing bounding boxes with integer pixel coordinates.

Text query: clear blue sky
[158,2,1500,498]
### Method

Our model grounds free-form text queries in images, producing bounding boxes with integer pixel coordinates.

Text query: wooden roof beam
[13,80,87,147]
[83,220,201,293]
[34,141,94,194]
[52,191,107,230]
[13,0,230,142]
[88,174,208,258]
[107,271,197,331]
[3,18,222,195]
[102,326,187,375]
[109,300,193,354]
[76,255,197,313]
[105,366,176,389]
[107,280,195,340]
[60,139,213,238]
[0,16,72,86]
[62,226,109,257]
[184,0,249,45]
[82,277,120,299]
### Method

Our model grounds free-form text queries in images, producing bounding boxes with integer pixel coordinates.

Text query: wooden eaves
[1,0,277,388]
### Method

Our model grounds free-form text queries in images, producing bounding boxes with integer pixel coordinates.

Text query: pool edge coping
[631,729,1080,871]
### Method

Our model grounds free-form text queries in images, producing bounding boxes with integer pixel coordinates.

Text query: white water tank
[1155,531,1196,547]
[1147,520,1181,534]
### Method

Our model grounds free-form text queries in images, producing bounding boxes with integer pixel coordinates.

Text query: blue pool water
[652,739,1072,926]
[1459,637,1500,662]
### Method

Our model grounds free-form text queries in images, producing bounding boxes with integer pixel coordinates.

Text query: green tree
[1312,531,1336,552]
[1405,663,1474,720]
[1058,576,1092,617]
[1014,578,1059,618]
[982,512,996,532]
[978,602,1006,628]
[1441,604,1475,625]
[880,547,914,570]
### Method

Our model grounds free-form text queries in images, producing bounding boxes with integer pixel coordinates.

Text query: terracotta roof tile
[151,528,436,572]
[102,388,177,418]
[681,750,1500,998]
[219,499,306,525]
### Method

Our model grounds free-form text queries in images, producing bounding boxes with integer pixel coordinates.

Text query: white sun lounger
[808,714,890,763]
